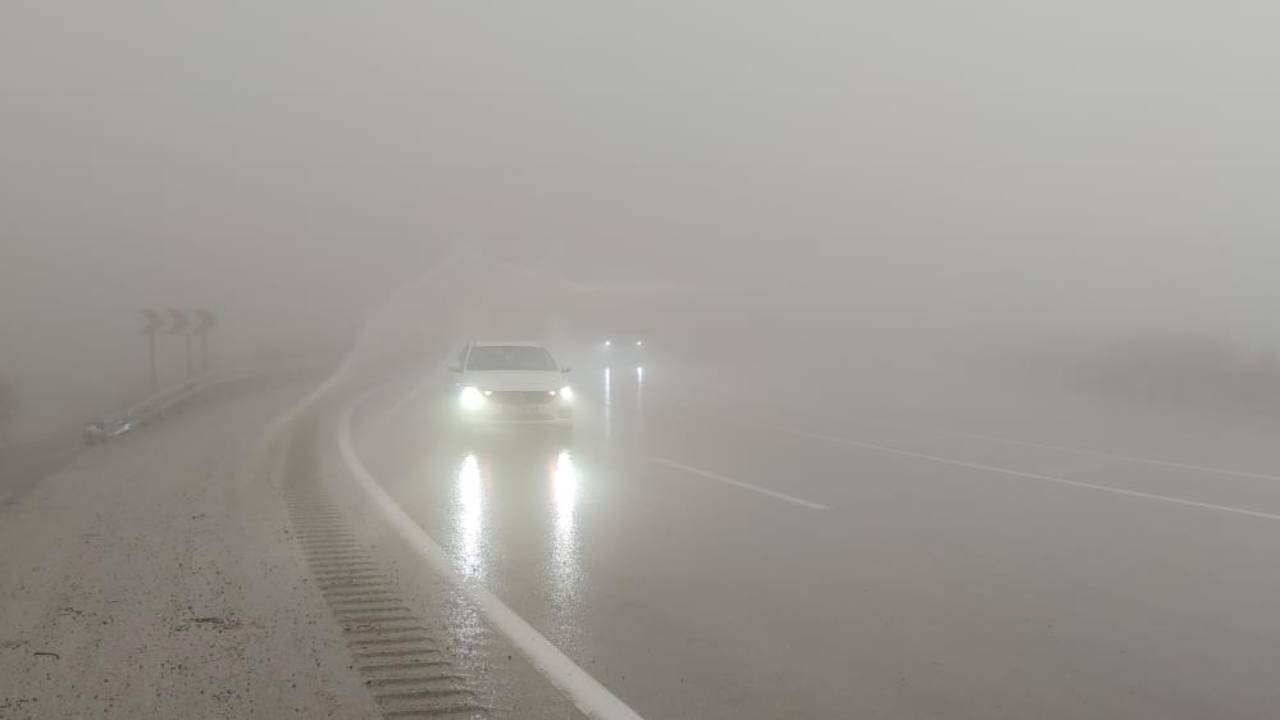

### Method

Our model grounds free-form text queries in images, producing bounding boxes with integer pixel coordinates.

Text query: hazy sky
[4,1,1280,423]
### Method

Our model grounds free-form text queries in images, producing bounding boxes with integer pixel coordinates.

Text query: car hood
[461,371,565,392]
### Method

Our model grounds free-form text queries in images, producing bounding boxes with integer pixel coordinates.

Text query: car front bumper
[458,403,572,426]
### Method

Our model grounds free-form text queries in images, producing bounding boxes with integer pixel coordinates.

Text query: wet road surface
[345,357,1280,720]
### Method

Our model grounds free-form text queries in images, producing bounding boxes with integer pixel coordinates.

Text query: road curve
[6,354,1280,720]
[340,355,1280,720]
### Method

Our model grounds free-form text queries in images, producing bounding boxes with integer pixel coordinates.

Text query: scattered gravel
[0,383,379,719]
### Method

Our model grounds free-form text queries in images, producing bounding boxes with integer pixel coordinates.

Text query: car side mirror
[448,363,463,373]
[560,365,572,373]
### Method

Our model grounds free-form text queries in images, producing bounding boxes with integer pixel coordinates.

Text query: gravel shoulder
[0,380,378,719]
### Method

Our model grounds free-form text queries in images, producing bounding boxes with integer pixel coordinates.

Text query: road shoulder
[0,383,377,719]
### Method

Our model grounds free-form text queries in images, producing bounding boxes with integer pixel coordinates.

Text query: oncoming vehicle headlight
[557,385,574,402]
[459,386,485,411]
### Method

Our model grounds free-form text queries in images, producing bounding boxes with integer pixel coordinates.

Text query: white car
[449,341,574,426]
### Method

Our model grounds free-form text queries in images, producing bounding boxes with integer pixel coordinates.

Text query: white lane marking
[652,457,831,511]
[784,428,1280,522]
[661,397,1280,483]
[387,375,439,417]
[927,428,1280,482]
[338,398,646,720]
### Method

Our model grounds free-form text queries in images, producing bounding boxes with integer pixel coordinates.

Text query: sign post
[192,309,216,373]
[166,309,191,378]
[140,309,164,391]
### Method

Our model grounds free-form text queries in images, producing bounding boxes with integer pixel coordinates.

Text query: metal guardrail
[83,371,222,445]
[78,358,330,446]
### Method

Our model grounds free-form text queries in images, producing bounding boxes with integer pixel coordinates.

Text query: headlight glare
[459,386,485,411]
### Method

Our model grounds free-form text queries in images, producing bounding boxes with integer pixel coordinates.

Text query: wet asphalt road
[347,357,1280,720]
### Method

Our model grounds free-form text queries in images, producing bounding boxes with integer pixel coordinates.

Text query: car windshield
[466,346,557,372]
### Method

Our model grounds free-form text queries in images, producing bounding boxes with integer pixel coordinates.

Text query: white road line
[784,428,1280,522]
[652,457,831,510]
[662,397,1280,483]
[928,428,1280,482]
[338,397,646,720]
[387,375,439,417]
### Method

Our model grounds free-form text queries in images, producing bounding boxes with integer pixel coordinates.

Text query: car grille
[487,390,553,406]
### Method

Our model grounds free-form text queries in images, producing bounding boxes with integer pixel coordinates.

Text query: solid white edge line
[784,428,1280,523]
[652,457,831,510]
[337,395,646,720]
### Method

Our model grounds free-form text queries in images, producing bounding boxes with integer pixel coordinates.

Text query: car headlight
[459,386,485,411]
[557,385,574,402]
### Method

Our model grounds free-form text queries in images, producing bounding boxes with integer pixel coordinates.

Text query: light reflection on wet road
[602,366,612,438]
[453,453,484,580]
[351,357,1280,720]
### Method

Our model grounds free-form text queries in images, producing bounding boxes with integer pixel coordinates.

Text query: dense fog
[5,1,1280,438]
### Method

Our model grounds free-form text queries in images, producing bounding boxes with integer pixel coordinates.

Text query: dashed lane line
[651,457,831,510]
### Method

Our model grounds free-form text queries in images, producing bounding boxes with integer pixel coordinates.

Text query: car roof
[471,340,544,348]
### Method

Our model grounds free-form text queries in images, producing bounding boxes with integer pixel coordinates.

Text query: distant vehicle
[601,338,646,361]
[449,341,574,427]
